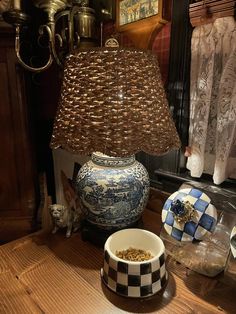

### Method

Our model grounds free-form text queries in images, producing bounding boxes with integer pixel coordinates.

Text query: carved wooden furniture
[0,20,37,243]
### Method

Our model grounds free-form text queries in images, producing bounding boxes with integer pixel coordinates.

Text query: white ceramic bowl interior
[105,228,165,262]
[101,228,167,298]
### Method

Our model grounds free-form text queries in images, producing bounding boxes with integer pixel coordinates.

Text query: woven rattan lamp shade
[51,47,180,157]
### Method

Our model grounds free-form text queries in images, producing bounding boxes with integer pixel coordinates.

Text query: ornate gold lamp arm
[68,5,81,53]
[39,22,63,68]
[53,8,77,60]
[2,0,97,72]
[15,25,53,72]
[34,0,69,68]
[28,2,82,69]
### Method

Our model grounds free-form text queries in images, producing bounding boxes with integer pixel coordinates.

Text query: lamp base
[81,218,144,247]
[77,153,150,231]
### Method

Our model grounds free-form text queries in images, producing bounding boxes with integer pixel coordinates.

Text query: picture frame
[116,0,169,33]
[118,0,159,27]
[115,0,171,49]
[52,148,90,208]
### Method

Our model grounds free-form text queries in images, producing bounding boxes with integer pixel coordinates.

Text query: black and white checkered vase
[101,250,168,298]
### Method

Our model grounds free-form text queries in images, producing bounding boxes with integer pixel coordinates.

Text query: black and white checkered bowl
[101,229,168,298]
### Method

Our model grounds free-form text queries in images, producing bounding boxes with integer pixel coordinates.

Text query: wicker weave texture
[51,48,180,157]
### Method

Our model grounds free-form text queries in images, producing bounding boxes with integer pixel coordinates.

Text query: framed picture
[117,0,161,30]
[118,0,159,26]
[52,148,90,208]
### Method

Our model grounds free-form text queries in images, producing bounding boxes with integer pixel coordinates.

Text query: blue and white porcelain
[76,152,150,230]
[162,188,217,242]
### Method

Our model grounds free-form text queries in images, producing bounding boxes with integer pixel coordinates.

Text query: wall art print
[119,0,159,26]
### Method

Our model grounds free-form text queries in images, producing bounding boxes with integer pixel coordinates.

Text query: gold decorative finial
[171,199,196,224]
[105,38,119,48]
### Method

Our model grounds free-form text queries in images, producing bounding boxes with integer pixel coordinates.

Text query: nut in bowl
[101,229,168,298]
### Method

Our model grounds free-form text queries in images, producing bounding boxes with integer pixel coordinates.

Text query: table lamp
[50,40,181,234]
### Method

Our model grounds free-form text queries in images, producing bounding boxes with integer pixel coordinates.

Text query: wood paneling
[0,25,37,241]
[0,62,21,211]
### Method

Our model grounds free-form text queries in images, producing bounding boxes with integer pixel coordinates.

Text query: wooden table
[0,209,235,314]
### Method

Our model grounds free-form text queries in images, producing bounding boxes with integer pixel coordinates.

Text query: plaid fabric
[101,250,168,297]
[152,23,171,84]
[162,188,217,242]
[103,21,171,84]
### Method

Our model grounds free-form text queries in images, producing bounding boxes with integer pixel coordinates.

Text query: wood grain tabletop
[0,209,235,314]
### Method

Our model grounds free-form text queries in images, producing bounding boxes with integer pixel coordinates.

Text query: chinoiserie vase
[76,152,150,230]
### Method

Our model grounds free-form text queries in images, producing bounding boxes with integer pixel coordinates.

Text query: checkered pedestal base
[162,188,217,242]
[101,250,168,298]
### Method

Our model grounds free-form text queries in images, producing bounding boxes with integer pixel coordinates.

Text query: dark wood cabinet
[0,21,37,243]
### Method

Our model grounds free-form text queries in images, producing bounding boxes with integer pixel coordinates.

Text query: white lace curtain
[186,17,236,185]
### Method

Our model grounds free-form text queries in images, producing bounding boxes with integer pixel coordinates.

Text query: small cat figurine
[50,203,81,238]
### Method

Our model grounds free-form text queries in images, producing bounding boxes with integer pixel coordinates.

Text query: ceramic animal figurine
[50,203,81,238]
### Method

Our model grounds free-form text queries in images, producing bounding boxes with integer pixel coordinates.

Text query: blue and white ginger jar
[76,152,150,230]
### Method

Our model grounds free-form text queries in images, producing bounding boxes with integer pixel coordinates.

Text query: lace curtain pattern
[187,17,236,185]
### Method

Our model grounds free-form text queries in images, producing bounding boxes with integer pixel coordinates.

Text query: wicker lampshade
[51,47,180,157]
